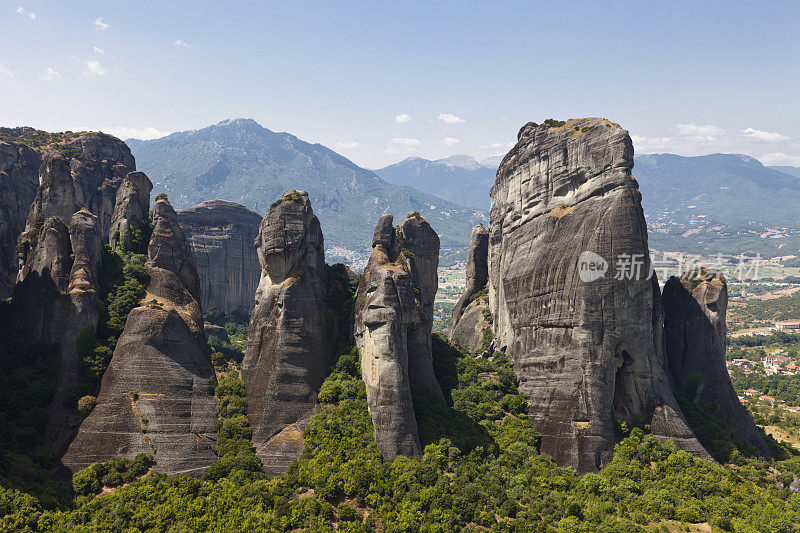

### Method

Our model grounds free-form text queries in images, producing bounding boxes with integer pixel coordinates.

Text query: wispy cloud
[442,137,460,146]
[394,113,411,124]
[390,137,421,146]
[741,128,789,142]
[675,123,724,139]
[335,142,359,150]
[16,6,36,20]
[84,59,107,76]
[438,113,465,124]
[39,67,60,81]
[93,46,105,54]
[173,40,191,48]
[0,64,16,78]
[96,126,171,141]
[759,153,800,166]
[94,17,109,31]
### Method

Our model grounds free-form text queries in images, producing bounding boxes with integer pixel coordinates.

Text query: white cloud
[741,128,789,142]
[442,137,460,146]
[94,17,109,31]
[39,67,60,81]
[335,142,359,150]
[394,113,411,123]
[93,46,105,54]
[390,137,421,146]
[17,7,36,20]
[438,113,465,124]
[759,152,800,166]
[173,40,191,48]
[98,126,171,141]
[84,59,107,76]
[676,123,725,137]
[0,64,15,78]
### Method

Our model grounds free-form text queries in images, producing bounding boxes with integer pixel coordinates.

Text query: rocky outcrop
[177,200,262,317]
[487,118,710,472]
[12,207,104,451]
[204,324,229,343]
[449,225,490,353]
[0,129,134,298]
[62,198,217,476]
[663,274,772,455]
[109,172,153,248]
[353,213,443,459]
[243,191,332,474]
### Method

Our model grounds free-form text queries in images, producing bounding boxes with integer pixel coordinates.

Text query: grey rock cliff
[487,118,710,472]
[177,200,262,317]
[353,214,443,459]
[449,225,490,353]
[243,191,331,474]
[109,171,153,248]
[0,129,134,298]
[663,274,772,455]
[62,198,217,476]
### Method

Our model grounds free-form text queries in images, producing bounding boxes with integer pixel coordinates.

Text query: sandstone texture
[62,198,217,476]
[448,225,490,353]
[663,274,771,455]
[353,213,443,459]
[177,200,262,317]
[487,118,710,472]
[109,171,153,248]
[243,191,332,474]
[0,129,134,298]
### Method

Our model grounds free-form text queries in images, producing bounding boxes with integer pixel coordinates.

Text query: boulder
[663,274,772,455]
[243,190,332,474]
[177,200,262,317]
[204,324,230,343]
[62,198,217,476]
[487,118,710,472]
[353,214,443,459]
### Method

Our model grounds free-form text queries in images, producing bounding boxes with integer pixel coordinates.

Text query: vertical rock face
[449,225,490,352]
[109,171,153,248]
[663,274,771,455]
[353,213,443,459]
[0,129,134,298]
[488,118,709,472]
[243,191,331,475]
[177,200,262,317]
[62,198,217,476]
[0,141,42,297]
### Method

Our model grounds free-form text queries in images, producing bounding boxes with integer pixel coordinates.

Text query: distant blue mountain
[127,119,486,266]
[375,155,497,209]
[769,165,800,179]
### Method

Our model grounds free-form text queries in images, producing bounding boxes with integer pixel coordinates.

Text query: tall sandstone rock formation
[62,198,217,476]
[448,225,490,353]
[353,214,443,459]
[109,171,153,248]
[663,274,771,455]
[243,191,332,474]
[178,200,262,317]
[487,118,709,472]
[11,155,105,451]
[0,128,134,297]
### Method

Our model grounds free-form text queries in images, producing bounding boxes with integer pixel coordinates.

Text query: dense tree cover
[3,331,800,531]
[732,368,800,406]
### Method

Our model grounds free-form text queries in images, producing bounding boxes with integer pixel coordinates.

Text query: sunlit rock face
[63,198,217,476]
[177,200,262,317]
[242,191,332,474]
[487,118,710,472]
[353,213,443,459]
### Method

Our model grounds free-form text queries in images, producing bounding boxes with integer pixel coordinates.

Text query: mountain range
[127,119,486,266]
[374,155,498,209]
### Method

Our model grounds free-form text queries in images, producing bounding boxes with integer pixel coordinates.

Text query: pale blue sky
[1,1,798,168]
